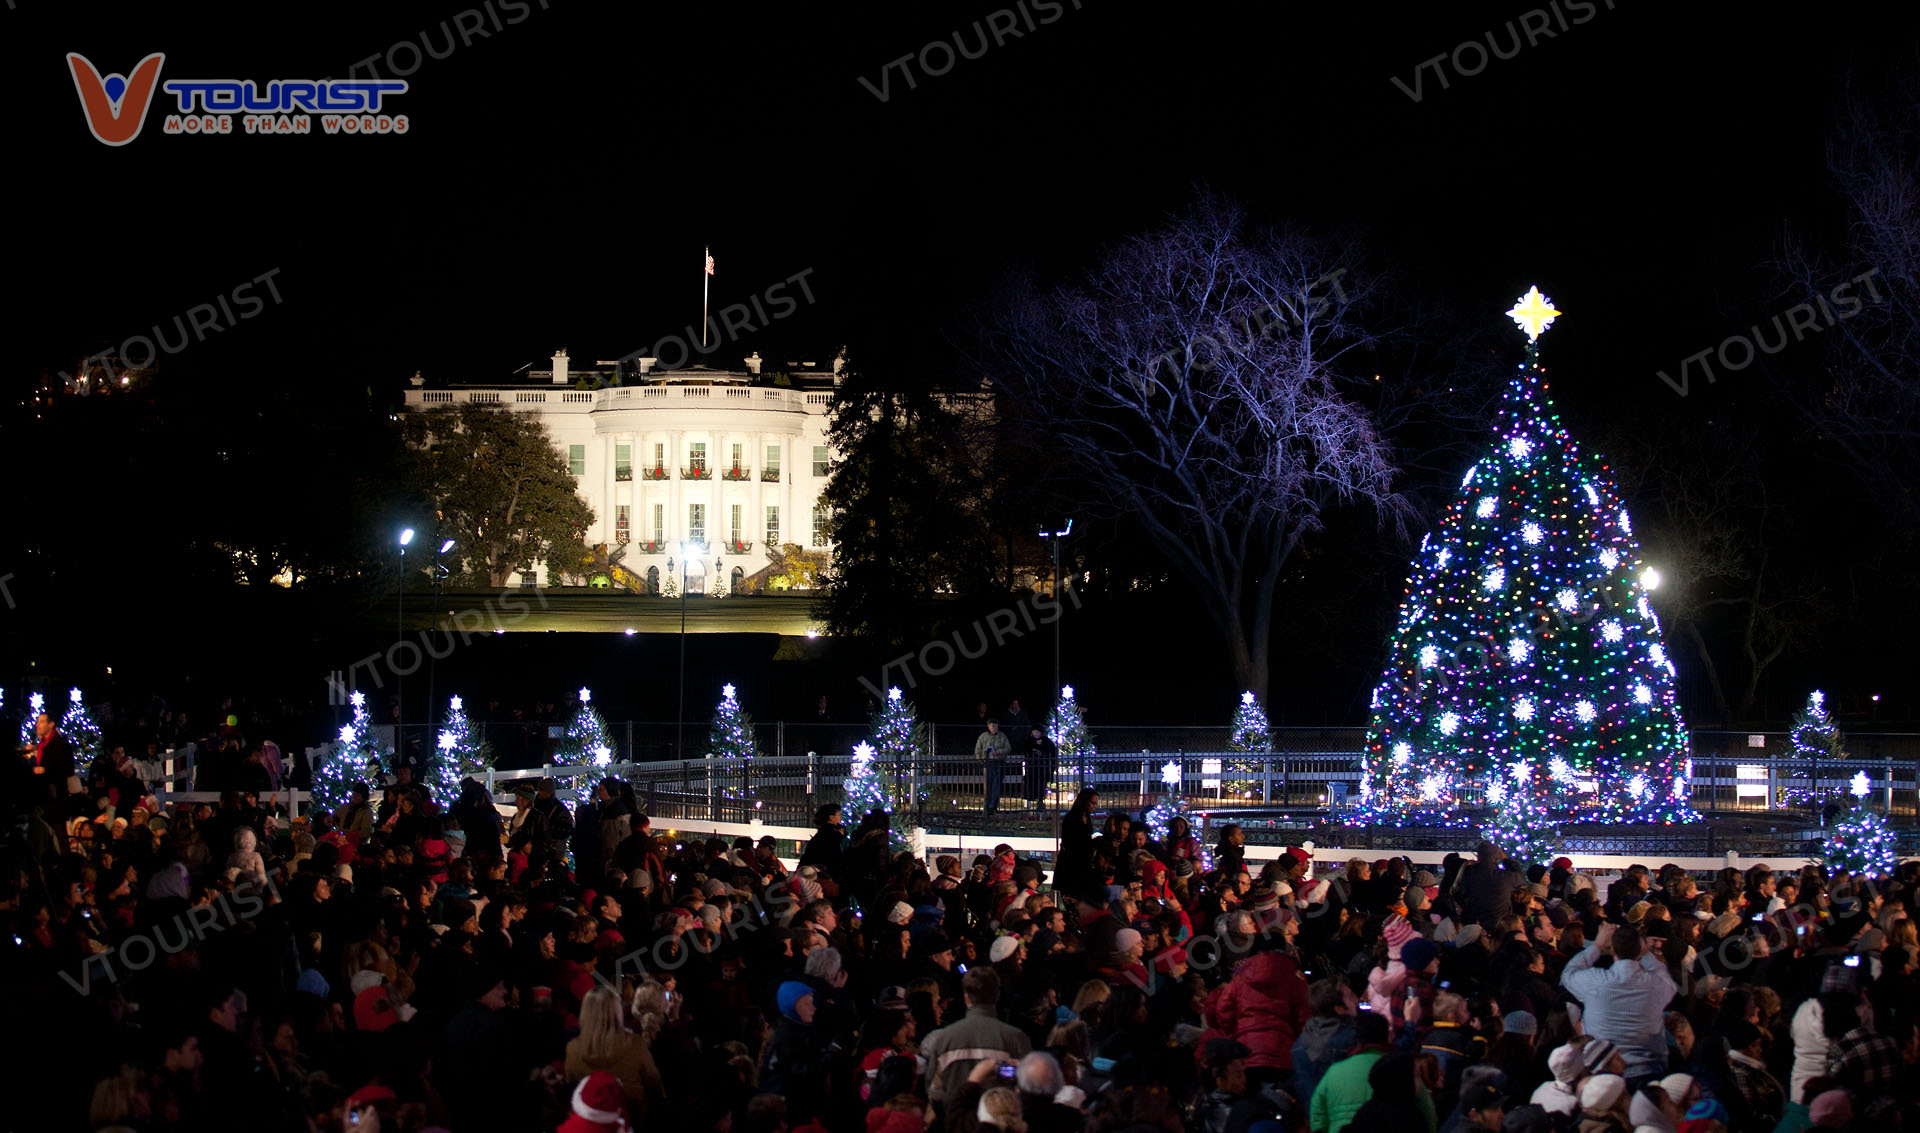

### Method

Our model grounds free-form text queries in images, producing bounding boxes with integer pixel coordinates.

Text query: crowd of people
[9,705,1920,1132]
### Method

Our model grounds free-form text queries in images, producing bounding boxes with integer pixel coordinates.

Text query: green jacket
[975,730,1011,761]
[1310,1050,1437,1133]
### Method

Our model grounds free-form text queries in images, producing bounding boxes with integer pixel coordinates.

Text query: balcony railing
[721,466,752,481]
[724,539,754,554]
[641,467,670,481]
[761,469,782,482]
[615,468,633,482]
[682,466,712,480]
[636,540,664,554]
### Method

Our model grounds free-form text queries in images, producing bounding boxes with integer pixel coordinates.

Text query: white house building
[403,349,841,592]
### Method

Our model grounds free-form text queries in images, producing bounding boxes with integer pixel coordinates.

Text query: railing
[562,392,594,403]
[615,468,633,481]
[681,466,712,480]
[469,391,500,404]
[635,540,664,554]
[761,469,782,482]
[724,539,754,554]
[721,467,752,481]
[641,466,670,480]
[420,391,454,403]
[515,391,548,403]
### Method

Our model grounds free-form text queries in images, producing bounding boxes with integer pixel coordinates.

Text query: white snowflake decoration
[1628,774,1649,801]
[1852,770,1871,798]
[1161,759,1182,787]
[1514,697,1536,721]
[1599,548,1620,570]
[889,686,903,702]
[351,690,366,708]
[1510,761,1531,785]
[1241,690,1257,707]
[1549,757,1574,783]
[1488,781,1508,804]
[1392,742,1413,766]
[1633,683,1653,705]
[593,744,612,767]
[1584,483,1600,506]
[579,686,592,703]
[1438,712,1460,735]
[1509,437,1534,459]
[1508,638,1531,663]
[438,732,456,751]
[450,695,463,711]
[1477,496,1499,518]
[1522,522,1544,545]
[1600,620,1624,643]
[338,724,356,744]
[1574,700,1597,723]
[1557,588,1580,612]
[1420,773,1446,802]
[1484,568,1506,591]
[1436,549,1451,567]
[1619,509,1633,534]
[1419,645,1440,668]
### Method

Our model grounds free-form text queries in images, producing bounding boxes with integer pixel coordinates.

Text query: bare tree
[979,194,1409,701]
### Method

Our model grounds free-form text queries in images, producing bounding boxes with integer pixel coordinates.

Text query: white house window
[688,503,706,544]
[653,441,664,468]
[651,503,664,543]
[764,445,781,478]
[766,505,780,544]
[730,504,742,543]
[615,504,630,544]
[730,443,744,471]
[689,441,707,472]
[568,444,586,477]
[615,444,632,480]
[812,445,829,476]
[812,504,829,546]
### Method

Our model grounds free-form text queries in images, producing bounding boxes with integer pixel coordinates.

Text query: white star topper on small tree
[1506,285,1561,342]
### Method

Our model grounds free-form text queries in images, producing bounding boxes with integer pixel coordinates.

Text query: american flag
[705,251,715,276]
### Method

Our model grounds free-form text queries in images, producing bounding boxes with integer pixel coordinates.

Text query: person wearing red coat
[1211,948,1310,1087]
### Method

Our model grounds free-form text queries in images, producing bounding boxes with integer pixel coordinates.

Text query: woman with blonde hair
[565,985,663,1113]
[978,1085,1028,1132]
[630,978,671,1045]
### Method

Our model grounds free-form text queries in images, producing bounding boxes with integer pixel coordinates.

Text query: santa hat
[557,1072,630,1133]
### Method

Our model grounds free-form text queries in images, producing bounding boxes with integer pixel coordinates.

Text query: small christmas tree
[316,691,379,815]
[872,686,928,799]
[1820,778,1896,876]
[62,688,104,772]
[1482,761,1560,868]
[1779,690,1846,809]
[664,573,678,597]
[558,687,617,767]
[18,690,39,747]
[1147,757,1192,844]
[1226,691,1271,800]
[1047,685,1096,797]
[429,695,493,808]
[845,741,889,820]
[708,683,758,801]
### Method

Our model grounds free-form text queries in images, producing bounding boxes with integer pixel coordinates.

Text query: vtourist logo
[66,52,167,146]
[67,52,409,143]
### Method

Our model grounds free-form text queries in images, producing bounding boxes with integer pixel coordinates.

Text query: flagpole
[702,245,710,347]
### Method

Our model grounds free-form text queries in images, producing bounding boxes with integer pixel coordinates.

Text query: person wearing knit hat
[1402,936,1441,976]
[1579,1074,1628,1122]
[1503,1011,1538,1037]
[989,935,1022,964]
[887,901,914,926]
[1581,1039,1622,1077]
[776,980,816,1023]
[1529,1043,1586,1116]
[1656,1073,1696,1109]
[1113,927,1143,957]
[558,1071,631,1132]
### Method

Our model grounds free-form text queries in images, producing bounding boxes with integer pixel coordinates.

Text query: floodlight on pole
[1038,518,1074,712]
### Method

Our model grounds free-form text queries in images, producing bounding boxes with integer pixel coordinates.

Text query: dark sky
[13,2,1912,406]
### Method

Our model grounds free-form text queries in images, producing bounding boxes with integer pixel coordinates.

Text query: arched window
[730,565,745,594]
[645,565,660,594]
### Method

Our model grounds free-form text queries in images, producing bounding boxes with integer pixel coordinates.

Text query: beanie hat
[888,901,914,925]
[700,878,728,898]
[1548,1043,1583,1086]
[1687,1099,1733,1125]
[1502,1010,1538,1036]
[1114,928,1143,954]
[1821,962,1860,995]
[776,981,815,1023]
[1383,916,1418,957]
[1581,1039,1618,1075]
[1809,1089,1853,1127]
[1579,1073,1626,1113]
[296,968,331,999]
[559,1071,630,1132]
[1402,937,1440,973]
[1657,1074,1694,1102]
[989,935,1021,963]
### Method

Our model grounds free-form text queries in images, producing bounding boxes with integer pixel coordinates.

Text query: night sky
[9,2,1918,720]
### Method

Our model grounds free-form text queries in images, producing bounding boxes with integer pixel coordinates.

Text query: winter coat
[1213,950,1310,1071]
[1292,1016,1359,1107]
[1453,862,1524,929]
[1787,998,1829,1107]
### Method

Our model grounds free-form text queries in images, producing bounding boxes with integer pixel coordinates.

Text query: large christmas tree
[316,691,380,815]
[62,687,104,772]
[1779,690,1845,808]
[859,687,928,817]
[1047,685,1097,797]
[558,687,616,768]
[1359,288,1693,826]
[429,695,493,808]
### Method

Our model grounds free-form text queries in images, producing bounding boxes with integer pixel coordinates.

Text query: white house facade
[403,349,840,592]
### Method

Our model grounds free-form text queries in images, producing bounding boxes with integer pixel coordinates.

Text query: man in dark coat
[1453,840,1525,929]
[799,803,845,876]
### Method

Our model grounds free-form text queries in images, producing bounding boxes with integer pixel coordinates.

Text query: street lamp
[426,539,454,754]
[396,528,414,768]
[1038,518,1073,710]
[676,541,695,761]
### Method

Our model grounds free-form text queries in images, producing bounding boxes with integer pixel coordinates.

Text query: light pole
[676,542,694,761]
[397,527,414,768]
[1038,519,1072,708]
[426,539,453,754]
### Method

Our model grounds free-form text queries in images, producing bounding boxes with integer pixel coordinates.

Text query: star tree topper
[1506,285,1561,341]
